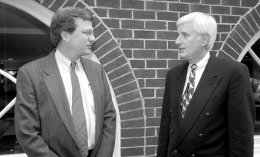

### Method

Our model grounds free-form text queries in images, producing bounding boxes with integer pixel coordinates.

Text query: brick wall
[36,0,260,156]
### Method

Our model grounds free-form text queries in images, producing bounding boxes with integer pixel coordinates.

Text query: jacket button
[191,154,196,157]
[205,112,211,116]
[170,130,174,134]
[173,149,178,154]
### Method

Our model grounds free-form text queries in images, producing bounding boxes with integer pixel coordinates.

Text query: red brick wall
[36,0,260,156]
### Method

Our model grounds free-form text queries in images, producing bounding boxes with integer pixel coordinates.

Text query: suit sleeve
[15,68,59,157]
[95,68,116,157]
[227,64,255,157]
[157,72,171,157]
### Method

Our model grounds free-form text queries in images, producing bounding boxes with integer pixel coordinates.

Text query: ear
[61,31,70,42]
[201,35,210,47]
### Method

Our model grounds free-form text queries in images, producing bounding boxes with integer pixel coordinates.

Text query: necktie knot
[191,64,197,71]
[71,61,77,71]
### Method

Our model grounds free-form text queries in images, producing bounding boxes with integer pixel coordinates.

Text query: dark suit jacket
[15,52,116,157]
[157,54,255,157]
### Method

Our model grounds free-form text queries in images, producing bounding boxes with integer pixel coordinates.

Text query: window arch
[216,2,260,153]
[0,0,53,26]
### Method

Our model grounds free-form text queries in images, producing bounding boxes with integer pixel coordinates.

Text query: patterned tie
[181,64,198,118]
[70,61,88,157]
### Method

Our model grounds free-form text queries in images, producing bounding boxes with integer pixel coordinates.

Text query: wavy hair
[50,7,93,47]
[177,12,217,51]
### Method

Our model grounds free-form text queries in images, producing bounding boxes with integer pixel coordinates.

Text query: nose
[175,35,181,45]
[90,33,96,43]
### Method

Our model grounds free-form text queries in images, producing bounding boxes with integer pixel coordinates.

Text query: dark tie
[181,64,198,118]
[70,61,88,157]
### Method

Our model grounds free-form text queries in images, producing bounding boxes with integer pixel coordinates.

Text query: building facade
[0,0,260,156]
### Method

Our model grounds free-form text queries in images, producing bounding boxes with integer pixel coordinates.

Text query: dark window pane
[0,2,51,154]
[241,45,260,134]
[252,39,260,59]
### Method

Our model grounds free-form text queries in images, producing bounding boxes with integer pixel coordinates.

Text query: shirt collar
[189,52,210,69]
[55,49,81,72]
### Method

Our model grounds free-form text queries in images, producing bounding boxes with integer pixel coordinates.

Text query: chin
[179,53,187,60]
[84,50,93,55]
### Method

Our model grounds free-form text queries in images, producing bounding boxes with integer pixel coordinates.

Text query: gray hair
[177,12,217,51]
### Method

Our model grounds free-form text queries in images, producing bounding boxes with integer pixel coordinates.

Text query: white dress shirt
[182,52,210,96]
[55,49,96,149]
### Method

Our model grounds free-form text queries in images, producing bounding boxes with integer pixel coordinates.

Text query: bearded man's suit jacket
[157,54,255,157]
[15,52,116,157]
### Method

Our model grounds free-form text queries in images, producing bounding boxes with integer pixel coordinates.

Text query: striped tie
[71,61,89,157]
[181,64,198,118]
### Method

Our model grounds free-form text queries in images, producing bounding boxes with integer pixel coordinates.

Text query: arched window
[238,35,260,134]
[237,33,260,153]
[0,1,51,156]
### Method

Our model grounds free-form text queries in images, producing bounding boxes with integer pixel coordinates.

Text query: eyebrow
[82,28,93,32]
[179,32,189,36]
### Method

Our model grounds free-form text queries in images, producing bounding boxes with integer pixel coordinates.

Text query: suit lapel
[171,63,189,142]
[43,52,78,143]
[80,57,101,142]
[176,55,223,146]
